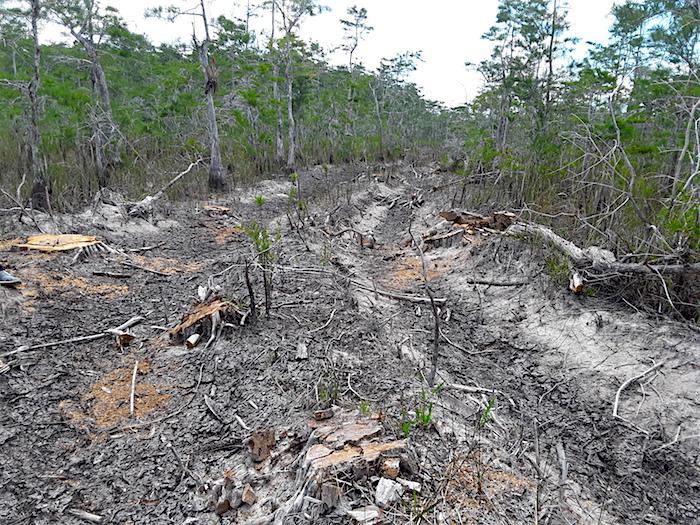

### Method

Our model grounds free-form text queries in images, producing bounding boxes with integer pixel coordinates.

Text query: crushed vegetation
[1,163,697,525]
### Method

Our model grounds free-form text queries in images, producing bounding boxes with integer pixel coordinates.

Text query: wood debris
[242,483,257,505]
[263,411,412,523]
[440,210,516,231]
[375,477,403,507]
[15,234,100,252]
[170,297,244,344]
[250,429,276,463]
[347,505,382,524]
[382,458,400,479]
[185,333,201,349]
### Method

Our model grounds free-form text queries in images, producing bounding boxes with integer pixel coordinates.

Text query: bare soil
[1,163,698,524]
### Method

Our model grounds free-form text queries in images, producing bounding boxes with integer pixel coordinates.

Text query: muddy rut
[1,164,698,524]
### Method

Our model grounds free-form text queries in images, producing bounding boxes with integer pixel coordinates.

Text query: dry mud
[1,163,698,524]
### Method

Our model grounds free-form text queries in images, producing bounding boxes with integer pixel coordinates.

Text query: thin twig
[130,360,138,416]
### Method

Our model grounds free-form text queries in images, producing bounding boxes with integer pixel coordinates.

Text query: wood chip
[382,457,400,479]
[347,505,382,524]
[250,429,276,462]
[186,333,201,349]
[295,342,309,360]
[313,408,334,421]
[242,483,257,505]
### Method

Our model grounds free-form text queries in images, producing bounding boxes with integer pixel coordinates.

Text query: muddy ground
[1,163,698,525]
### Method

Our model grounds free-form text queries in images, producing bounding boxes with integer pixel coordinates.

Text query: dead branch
[612,360,666,420]
[130,360,138,416]
[408,215,441,387]
[4,316,143,358]
[351,280,446,305]
[126,158,203,218]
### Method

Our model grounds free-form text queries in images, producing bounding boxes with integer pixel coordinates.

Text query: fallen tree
[92,158,203,220]
[507,222,699,277]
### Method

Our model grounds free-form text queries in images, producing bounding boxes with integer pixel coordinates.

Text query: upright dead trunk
[270,2,284,166]
[76,42,119,187]
[369,81,384,161]
[28,0,48,210]
[197,0,226,191]
[285,44,296,173]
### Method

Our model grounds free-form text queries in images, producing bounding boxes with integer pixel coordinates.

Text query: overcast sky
[50,0,619,107]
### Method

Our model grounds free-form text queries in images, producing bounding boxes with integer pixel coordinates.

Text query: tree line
[0,0,444,205]
[0,0,698,260]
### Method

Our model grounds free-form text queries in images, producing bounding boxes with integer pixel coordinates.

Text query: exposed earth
[1,163,698,524]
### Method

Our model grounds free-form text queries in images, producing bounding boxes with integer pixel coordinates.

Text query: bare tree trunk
[273,65,285,166]
[199,45,225,191]
[270,2,284,166]
[369,82,384,161]
[29,0,48,210]
[197,0,226,191]
[285,47,296,173]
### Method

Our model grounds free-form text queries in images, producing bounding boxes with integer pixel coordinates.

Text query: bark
[28,0,49,210]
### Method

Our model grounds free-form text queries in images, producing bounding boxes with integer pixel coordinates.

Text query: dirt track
[1,164,698,524]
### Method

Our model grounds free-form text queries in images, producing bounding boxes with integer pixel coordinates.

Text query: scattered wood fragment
[121,261,171,277]
[313,408,334,421]
[250,429,276,462]
[127,242,166,253]
[462,277,528,287]
[242,484,257,505]
[440,210,516,231]
[186,333,201,349]
[92,270,131,279]
[351,280,446,305]
[424,228,463,249]
[295,342,309,360]
[65,509,102,523]
[382,458,400,479]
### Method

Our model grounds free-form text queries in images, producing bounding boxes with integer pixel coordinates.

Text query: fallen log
[127,158,203,218]
[507,222,699,276]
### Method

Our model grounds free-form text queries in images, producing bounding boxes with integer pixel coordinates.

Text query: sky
[48,0,619,107]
